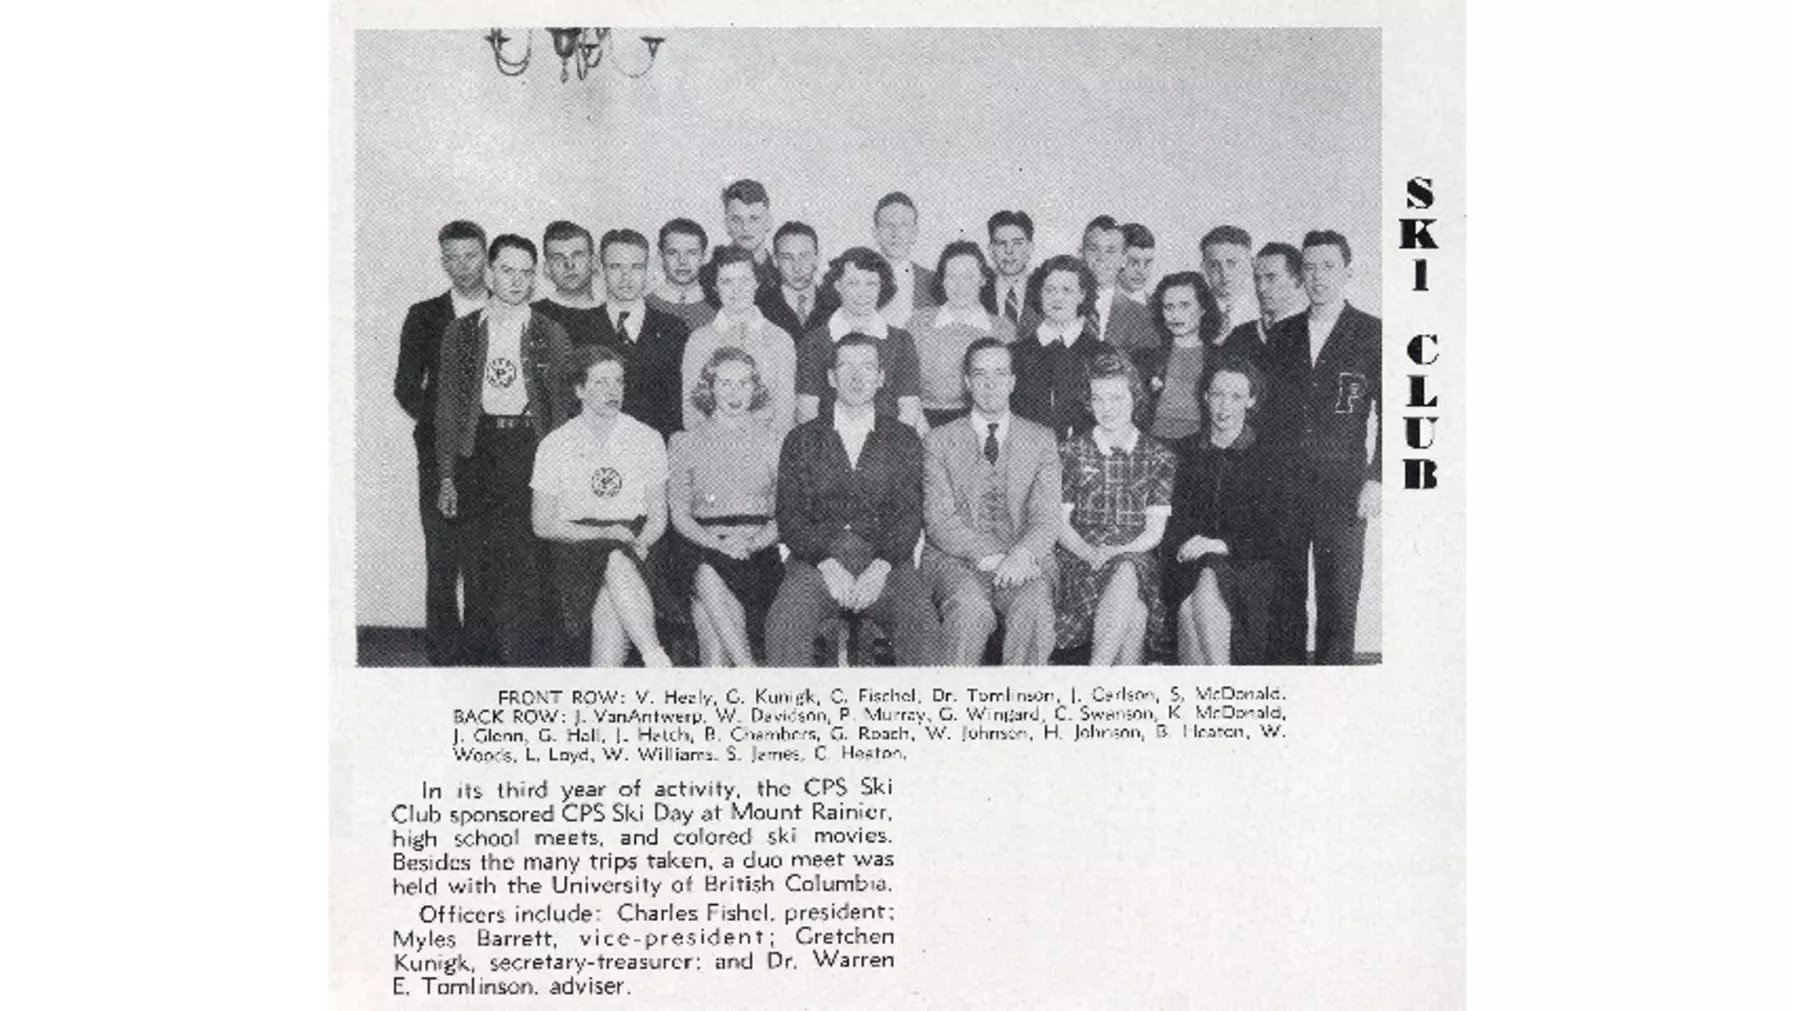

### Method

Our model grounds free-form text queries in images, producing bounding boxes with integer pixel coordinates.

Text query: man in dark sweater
[1262,230,1382,665]
[392,219,488,665]
[766,334,940,667]
[1220,241,1308,368]
[590,228,690,439]
[531,220,608,347]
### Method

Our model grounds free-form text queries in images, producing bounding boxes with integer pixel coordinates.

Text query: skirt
[665,515,784,616]
[1053,546,1166,651]
[1164,553,1275,664]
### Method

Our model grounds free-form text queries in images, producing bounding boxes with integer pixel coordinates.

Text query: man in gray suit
[922,337,1063,665]
[1081,215,1159,368]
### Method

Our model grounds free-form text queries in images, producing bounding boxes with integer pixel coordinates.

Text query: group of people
[391,180,1381,668]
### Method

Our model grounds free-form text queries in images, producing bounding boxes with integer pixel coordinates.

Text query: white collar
[1094,287,1116,315]
[969,409,1010,444]
[1092,425,1140,456]
[833,406,877,436]
[887,258,914,278]
[829,308,888,340]
[1035,317,1082,345]
[933,304,992,331]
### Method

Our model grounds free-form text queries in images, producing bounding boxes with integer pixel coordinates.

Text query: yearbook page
[332,1,1465,1006]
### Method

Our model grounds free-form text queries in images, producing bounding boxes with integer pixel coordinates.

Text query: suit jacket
[908,262,939,311]
[776,412,925,570]
[756,283,836,339]
[394,291,456,426]
[433,308,577,475]
[1098,291,1160,353]
[1262,302,1383,480]
[982,286,1043,337]
[591,303,691,438]
[923,415,1063,566]
[1216,319,1270,372]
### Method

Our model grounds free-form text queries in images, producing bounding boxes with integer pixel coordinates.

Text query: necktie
[984,423,1000,465]
[797,290,812,322]
[1004,287,1019,322]
[617,310,632,343]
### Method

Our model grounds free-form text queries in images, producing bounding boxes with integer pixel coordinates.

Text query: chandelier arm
[486,28,533,76]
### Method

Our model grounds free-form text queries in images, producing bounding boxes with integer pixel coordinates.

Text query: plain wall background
[353,27,1382,649]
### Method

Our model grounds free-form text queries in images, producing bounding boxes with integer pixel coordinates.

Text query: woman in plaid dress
[1054,350,1176,664]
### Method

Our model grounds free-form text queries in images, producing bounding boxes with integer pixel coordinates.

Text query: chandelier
[484,28,666,83]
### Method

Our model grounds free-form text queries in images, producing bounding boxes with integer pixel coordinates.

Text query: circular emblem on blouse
[486,357,518,388]
[590,467,623,497]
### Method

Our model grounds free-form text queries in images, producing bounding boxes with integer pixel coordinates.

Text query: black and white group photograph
[352,27,1384,669]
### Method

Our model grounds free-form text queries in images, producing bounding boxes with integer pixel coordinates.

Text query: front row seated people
[529,345,673,667]
[921,338,1062,666]
[1053,349,1176,666]
[1163,356,1285,665]
[766,333,941,666]
[666,348,786,667]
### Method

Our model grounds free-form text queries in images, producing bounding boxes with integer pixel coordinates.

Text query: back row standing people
[434,234,577,666]
[392,221,489,665]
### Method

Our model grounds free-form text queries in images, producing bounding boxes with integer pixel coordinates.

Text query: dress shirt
[994,277,1027,321]
[886,261,916,326]
[1307,301,1346,364]
[784,284,817,320]
[969,409,1011,449]
[1093,287,1117,339]
[608,300,647,342]
[833,406,878,468]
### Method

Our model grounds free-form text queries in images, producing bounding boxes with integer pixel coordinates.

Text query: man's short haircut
[658,217,708,252]
[1025,254,1099,321]
[1082,215,1122,241]
[1256,241,1305,279]
[690,345,772,417]
[874,191,918,220]
[929,240,996,305]
[721,179,769,207]
[1121,223,1156,251]
[488,234,538,265]
[439,220,487,247]
[571,343,626,386]
[961,335,1015,377]
[821,247,898,308]
[542,220,593,251]
[1200,225,1254,253]
[830,331,884,370]
[986,210,1035,241]
[598,228,651,261]
[1148,270,1223,345]
[773,220,819,251]
[1302,229,1354,266]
